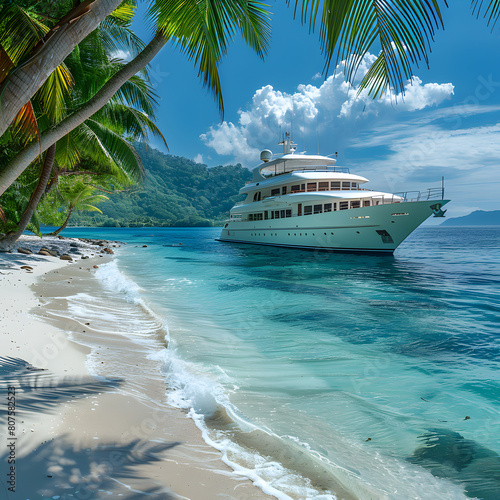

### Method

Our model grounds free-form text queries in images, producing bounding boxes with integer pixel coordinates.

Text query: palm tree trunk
[0,143,56,251]
[0,0,123,137]
[0,32,167,197]
[45,206,73,236]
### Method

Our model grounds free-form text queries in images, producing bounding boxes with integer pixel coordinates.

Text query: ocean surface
[49,226,500,499]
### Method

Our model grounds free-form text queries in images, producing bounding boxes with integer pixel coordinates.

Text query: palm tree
[0,7,163,249]
[2,1,500,139]
[43,179,108,237]
[0,0,272,195]
[0,0,126,136]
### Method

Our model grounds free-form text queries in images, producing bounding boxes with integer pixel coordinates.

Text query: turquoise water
[57,226,500,499]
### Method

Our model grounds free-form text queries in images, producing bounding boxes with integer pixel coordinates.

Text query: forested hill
[70,144,252,227]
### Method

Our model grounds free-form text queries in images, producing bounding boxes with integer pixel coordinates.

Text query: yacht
[219,135,449,253]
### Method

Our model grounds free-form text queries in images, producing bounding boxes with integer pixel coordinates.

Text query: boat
[218,134,449,253]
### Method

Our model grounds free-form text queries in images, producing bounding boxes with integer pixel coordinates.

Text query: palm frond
[55,134,81,170]
[26,210,41,237]
[111,75,159,117]
[0,4,49,66]
[36,63,74,123]
[93,102,167,147]
[73,121,144,183]
[99,19,146,58]
[294,0,445,97]
[150,0,271,115]
[471,0,500,28]
[110,0,138,25]
[11,101,40,145]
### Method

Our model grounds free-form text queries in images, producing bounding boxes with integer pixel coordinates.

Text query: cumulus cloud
[193,154,204,164]
[201,54,454,166]
[111,49,132,62]
[348,115,500,213]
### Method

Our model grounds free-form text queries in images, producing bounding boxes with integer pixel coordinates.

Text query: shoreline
[0,236,272,499]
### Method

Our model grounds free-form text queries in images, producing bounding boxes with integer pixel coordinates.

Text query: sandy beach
[0,236,272,500]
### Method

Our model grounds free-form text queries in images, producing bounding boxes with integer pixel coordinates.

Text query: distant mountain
[441,210,500,226]
[70,144,252,227]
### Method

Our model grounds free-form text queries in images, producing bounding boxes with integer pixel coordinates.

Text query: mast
[278,132,297,154]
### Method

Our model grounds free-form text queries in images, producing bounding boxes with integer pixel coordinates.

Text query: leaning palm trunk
[0,32,166,196]
[45,206,73,237]
[0,0,123,137]
[0,143,56,251]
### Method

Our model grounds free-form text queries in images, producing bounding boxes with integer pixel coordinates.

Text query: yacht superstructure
[219,135,449,253]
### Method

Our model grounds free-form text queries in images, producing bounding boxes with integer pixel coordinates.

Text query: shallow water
[55,226,500,499]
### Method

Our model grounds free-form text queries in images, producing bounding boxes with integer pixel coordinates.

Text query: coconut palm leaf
[93,102,167,146]
[150,0,271,115]
[294,0,445,97]
[0,4,49,67]
[111,75,159,118]
[72,120,144,183]
[26,210,42,237]
[11,101,40,145]
[36,63,74,123]
[109,0,138,24]
[471,0,500,27]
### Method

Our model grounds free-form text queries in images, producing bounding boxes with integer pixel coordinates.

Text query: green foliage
[69,144,251,227]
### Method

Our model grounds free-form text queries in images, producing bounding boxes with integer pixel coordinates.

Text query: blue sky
[130,3,500,218]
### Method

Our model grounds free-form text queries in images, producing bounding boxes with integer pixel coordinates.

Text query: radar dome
[260,149,272,162]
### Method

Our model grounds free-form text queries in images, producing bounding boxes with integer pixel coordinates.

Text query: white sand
[0,240,272,499]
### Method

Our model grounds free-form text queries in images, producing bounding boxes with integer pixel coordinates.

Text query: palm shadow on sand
[0,357,181,499]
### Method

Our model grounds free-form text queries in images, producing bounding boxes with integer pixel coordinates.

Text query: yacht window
[364,200,371,207]
[339,201,349,210]
[307,182,317,192]
[291,184,301,192]
[333,203,337,211]
[280,210,286,218]
[314,204,323,214]
[342,182,350,190]
[304,206,313,215]
[264,211,268,220]
[351,200,360,209]
[324,203,332,212]
[249,214,254,221]
[257,213,263,220]
[331,181,340,190]
[318,182,329,191]
[301,184,305,191]
[298,203,302,216]
[271,188,280,196]
[253,193,258,201]
[352,182,358,189]
[285,209,292,218]
[258,191,261,201]
[274,210,280,219]
[282,186,287,195]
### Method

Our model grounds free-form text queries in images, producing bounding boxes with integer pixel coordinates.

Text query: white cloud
[349,119,500,214]
[111,49,132,62]
[201,54,454,167]
[312,72,322,80]
[193,154,204,164]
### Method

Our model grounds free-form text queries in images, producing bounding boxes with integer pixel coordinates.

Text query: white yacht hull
[218,200,449,253]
